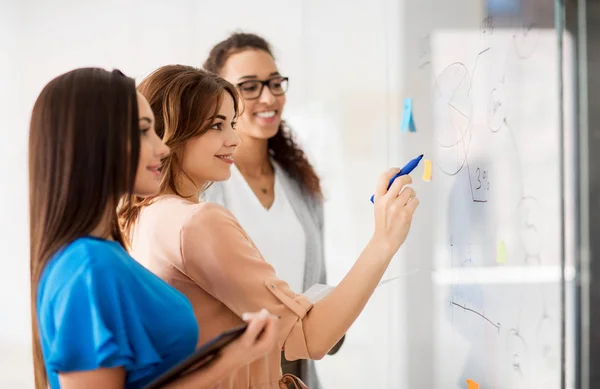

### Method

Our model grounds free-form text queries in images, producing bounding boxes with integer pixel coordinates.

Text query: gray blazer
[201,163,334,389]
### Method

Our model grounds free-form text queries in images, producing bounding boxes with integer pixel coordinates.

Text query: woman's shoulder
[179,201,255,260]
[141,194,205,224]
[44,237,126,275]
[184,201,238,228]
[38,237,130,303]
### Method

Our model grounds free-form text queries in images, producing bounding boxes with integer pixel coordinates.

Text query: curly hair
[203,32,322,197]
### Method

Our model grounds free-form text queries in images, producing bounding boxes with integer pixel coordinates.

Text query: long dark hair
[29,68,139,389]
[118,65,240,241]
[203,32,322,197]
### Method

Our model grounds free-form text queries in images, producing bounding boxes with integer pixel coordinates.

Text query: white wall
[1,1,31,387]
[1,1,405,387]
[295,1,407,388]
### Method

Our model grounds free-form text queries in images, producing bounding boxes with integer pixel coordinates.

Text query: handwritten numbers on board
[475,167,490,191]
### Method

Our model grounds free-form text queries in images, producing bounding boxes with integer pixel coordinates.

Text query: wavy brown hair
[203,32,322,197]
[29,68,139,389]
[118,65,240,241]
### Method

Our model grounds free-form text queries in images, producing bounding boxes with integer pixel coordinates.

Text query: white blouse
[221,164,307,292]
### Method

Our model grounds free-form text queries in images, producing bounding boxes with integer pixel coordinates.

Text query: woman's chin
[210,170,232,183]
[264,125,281,139]
[132,184,160,198]
[245,122,281,140]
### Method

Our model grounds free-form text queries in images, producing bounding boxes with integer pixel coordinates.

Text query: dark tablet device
[144,323,248,389]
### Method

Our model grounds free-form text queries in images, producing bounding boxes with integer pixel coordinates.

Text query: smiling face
[133,92,170,197]
[180,91,240,186]
[220,49,287,141]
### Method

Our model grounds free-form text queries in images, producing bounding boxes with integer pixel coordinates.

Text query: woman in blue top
[28,67,279,389]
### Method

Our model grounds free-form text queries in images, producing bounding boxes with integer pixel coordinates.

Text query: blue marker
[370,154,424,203]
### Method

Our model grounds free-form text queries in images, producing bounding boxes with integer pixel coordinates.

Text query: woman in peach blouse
[119,65,419,389]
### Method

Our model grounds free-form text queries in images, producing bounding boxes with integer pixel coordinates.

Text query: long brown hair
[29,68,139,388]
[203,32,322,197]
[118,65,240,241]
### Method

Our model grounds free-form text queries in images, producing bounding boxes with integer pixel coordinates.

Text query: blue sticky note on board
[401,98,416,133]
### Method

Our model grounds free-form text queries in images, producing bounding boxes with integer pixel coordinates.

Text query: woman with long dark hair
[29,67,278,389]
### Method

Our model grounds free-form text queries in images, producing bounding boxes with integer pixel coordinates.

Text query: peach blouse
[131,195,325,388]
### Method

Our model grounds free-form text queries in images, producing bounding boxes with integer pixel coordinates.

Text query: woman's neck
[89,205,116,240]
[234,134,271,177]
[165,175,203,203]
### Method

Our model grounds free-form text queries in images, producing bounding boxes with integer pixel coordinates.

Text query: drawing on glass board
[432,62,472,177]
[419,34,432,69]
[506,327,530,388]
[488,80,507,133]
[450,238,501,332]
[423,10,561,387]
[513,21,539,59]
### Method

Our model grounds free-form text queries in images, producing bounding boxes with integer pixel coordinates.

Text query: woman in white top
[201,32,337,388]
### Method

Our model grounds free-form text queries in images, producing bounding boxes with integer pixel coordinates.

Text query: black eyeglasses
[236,77,289,100]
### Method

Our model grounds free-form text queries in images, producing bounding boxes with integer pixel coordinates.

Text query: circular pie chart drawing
[432,63,473,175]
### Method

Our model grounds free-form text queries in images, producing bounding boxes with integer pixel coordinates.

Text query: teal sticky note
[401,98,416,133]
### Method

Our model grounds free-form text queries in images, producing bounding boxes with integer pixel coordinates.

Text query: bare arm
[183,169,418,362]
[302,171,418,358]
[59,368,126,389]
[302,239,394,358]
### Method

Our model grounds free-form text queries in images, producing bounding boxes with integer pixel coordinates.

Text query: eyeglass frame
[235,77,289,100]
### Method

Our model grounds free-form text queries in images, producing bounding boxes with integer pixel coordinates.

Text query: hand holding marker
[370,154,424,203]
